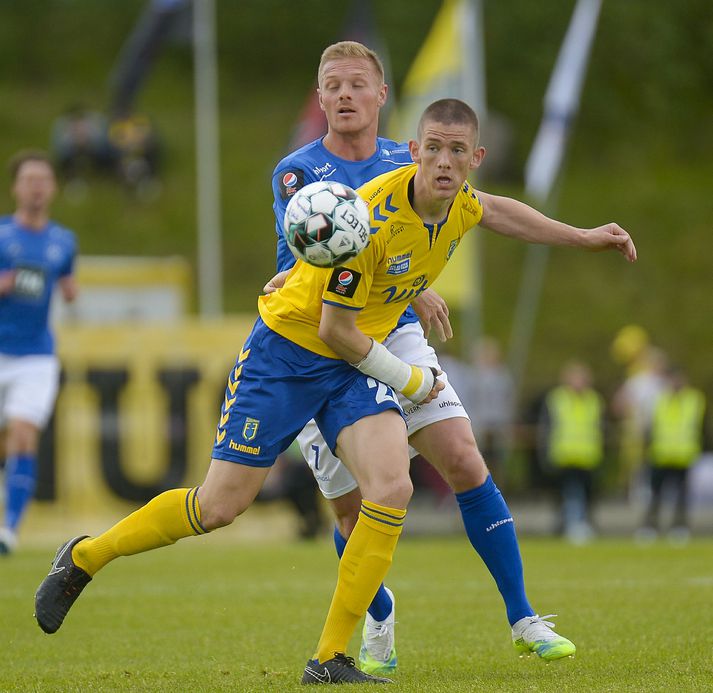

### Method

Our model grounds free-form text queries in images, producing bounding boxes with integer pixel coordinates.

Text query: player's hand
[0,270,16,296]
[411,288,453,341]
[263,269,291,294]
[418,368,444,404]
[582,223,637,262]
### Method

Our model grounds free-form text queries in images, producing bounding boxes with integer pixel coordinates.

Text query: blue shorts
[211,318,404,467]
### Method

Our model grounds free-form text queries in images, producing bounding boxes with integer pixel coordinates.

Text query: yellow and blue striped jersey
[258,163,483,358]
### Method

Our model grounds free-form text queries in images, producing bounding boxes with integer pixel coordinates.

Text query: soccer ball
[284,181,371,268]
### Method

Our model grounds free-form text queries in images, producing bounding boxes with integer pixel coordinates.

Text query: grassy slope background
[0,0,711,402]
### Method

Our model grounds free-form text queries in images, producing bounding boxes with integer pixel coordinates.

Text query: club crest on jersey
[279,168,304,199]
[242,417,260,442]
[386,251,411,276]
[327,267,361,298]
[446,239,459,261]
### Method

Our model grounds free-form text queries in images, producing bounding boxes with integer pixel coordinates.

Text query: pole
[193,0,223,316]
[508,0,602,396]
[462,0,487,359]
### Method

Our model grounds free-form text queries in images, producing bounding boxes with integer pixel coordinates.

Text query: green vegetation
[0,1,711,396]
[3,536,712,691]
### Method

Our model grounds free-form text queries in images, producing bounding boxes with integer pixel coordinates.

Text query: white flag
[525,0,603,202]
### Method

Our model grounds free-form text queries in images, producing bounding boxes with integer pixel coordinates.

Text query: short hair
[417,99,480,144]
[318,41,385,86]
[8,149,54,182]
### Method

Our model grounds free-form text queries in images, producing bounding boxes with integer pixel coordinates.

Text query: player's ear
[470,146,486,171]
[409,139,420,162]
[317,89,326,113]
[377,83,388,108]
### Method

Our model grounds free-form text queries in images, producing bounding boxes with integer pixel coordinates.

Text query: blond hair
[317,41,385,86]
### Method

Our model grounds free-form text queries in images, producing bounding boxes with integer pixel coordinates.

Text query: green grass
[2,536,712,692]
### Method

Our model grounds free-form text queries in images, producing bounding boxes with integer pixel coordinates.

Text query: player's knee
[378,474,413,508]
[439,442,489,492]
[6,420,40,455]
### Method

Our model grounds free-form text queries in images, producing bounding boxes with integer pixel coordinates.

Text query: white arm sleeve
[351,338,437,404]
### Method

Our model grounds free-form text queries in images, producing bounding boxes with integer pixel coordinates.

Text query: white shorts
[0,354,60,428]
[297,322,469,499]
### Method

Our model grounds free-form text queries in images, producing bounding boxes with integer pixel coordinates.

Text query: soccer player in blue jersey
[0,150,78,555]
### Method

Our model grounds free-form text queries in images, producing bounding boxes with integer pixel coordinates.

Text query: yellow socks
[315,500,406,664]
[72,487,207,576]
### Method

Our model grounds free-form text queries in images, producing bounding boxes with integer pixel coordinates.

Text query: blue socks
[456,475,534,625]
[331,477,531,626]
[333,525,393,622]
[4,453,37,532]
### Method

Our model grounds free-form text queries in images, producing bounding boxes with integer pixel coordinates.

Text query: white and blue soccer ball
[284,181,371,268]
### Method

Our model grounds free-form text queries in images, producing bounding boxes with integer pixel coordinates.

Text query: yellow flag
[390,0,485,309]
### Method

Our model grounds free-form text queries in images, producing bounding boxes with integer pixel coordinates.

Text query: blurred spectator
[51,106,162,200]
[637,365,706,543]
[611,341,668,494]
[439,337,514,486]
[539,361,604,544]
[50,105,115,191]
[107,114,162,198]
[469,337,515,485]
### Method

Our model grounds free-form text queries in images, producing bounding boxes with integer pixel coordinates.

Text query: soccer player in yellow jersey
[35,98,636,685]
[260,160,484,357]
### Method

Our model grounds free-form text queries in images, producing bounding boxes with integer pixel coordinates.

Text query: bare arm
[58,275,78,302]
[318,303,444,404]
[0,269,16,296]
[478,191,637,262]
[411,288,453,341]
[318,303,373,364]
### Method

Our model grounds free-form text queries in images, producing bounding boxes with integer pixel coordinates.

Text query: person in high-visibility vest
[541,361,604,544]
[611,341,668,491]
[640,366,706,540]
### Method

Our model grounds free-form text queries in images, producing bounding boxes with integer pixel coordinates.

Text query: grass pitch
[2,535,711,692]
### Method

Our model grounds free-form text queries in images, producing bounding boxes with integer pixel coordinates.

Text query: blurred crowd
[50,105,162,200]
[433,325,709,544]
[271,325,709,544]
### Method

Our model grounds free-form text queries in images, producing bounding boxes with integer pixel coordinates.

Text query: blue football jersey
[271,136,419,328]
[0,215,77,355]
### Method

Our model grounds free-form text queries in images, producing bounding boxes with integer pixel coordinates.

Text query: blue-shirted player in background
[0,150,78,554]
[267,41,582,672]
